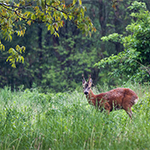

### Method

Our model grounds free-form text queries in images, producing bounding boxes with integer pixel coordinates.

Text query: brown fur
[83,76,138,118]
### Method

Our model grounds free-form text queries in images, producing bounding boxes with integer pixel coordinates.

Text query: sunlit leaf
[79,0,82,5]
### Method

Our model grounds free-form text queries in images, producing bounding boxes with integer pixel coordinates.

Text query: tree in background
[0,0,96,67]
[96,1,150,83]
[1,0,150,92]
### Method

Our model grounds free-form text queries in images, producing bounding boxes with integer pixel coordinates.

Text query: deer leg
[124,107,133,119]
[122,100,133,119]
[127,108,133,119]
[104,103,111,115]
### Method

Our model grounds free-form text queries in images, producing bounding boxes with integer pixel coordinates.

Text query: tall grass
[0,83,150,150]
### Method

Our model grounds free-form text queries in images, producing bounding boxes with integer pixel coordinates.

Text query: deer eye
[84,84,87,88]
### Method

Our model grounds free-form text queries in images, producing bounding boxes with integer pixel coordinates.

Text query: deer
[82,75,138,118]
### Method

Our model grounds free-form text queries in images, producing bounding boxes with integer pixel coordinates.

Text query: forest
[0,0,149,92]
[0,0,150,149]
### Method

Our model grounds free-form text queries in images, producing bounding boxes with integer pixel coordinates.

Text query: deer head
[82,74,92,95]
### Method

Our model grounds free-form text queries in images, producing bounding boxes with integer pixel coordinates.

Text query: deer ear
[82,74,86,86]
[88,76,92,87]
[89,78,92,84]
[82,78,86,85]
[89,78,92,83]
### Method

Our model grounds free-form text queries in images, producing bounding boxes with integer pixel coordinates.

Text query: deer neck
[86,89,96,105]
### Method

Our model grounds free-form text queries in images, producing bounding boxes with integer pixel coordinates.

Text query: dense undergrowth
[0,83,150,150]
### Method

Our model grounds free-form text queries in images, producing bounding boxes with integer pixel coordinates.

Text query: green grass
[0,84,150,150]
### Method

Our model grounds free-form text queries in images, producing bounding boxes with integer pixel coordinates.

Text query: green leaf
[63,13,68,20]
[73,0,77,5]
[79,0,82,5]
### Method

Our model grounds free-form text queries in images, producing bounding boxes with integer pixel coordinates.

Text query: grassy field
[0,83,150,150]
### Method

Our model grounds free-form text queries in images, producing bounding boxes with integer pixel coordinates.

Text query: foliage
[41,34,100,92]
[1,0,150,92]
[0,83,150,149]
[0,0,96,67]
[95,1,150,83]
[0,15,101,92]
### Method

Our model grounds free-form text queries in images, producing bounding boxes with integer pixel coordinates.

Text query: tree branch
[0,2,33,9]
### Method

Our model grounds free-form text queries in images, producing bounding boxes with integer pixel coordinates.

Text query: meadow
[0,83,150,150]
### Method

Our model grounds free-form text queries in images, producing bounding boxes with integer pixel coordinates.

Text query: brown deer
[82,75,138,118]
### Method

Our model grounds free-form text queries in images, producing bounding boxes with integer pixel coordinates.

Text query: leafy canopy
[95,1,150,83]
[0,0,96,67]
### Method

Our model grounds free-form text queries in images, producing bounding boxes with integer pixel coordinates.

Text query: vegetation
[0,0,96,67]
[0,1,150,149]
[0,83,150,150]
[1,0,149,92]
[96,1,150,83]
